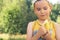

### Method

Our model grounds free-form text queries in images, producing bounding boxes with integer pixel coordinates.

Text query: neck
[38,19,47,24]
[38,17,51,24]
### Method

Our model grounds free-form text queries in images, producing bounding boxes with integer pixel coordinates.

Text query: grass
[9,38,26,40]
[0,38,26,40]
[0,33,26,40]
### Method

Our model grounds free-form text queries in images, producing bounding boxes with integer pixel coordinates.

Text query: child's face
[34,0,51,20]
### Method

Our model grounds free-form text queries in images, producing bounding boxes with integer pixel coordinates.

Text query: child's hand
[38,26,47,36]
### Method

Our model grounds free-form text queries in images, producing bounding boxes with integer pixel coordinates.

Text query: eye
[43,7,47,10]
[37,8,41,11]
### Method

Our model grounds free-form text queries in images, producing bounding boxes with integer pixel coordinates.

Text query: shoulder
[53,22,60,31]
[27,21,34,28]
[54,22,60,32]
[28,22,34,26]
[27,20,37,29]
[27,21,35,31]
[54,22,60,28]
[51,20,60,27]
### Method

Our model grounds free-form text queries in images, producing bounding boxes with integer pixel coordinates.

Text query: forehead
[35,0,49,8]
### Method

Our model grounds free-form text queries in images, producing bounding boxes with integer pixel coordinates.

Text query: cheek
[45,10,51,16]
[34,11,41,18]
[34,10,40,15]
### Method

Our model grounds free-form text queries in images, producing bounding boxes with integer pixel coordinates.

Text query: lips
[40,15,45,16]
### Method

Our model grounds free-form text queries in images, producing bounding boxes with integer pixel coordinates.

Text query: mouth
[40,15,45,16]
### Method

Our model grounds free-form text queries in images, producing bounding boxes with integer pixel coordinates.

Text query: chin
[40,18,47,20]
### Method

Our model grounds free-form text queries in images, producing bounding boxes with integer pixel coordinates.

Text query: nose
[41,9,44,14]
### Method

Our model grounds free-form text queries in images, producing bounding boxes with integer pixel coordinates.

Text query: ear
[49,4,52,13]
[49,4,52,10]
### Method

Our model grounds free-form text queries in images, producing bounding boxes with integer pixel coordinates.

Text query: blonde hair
[34,0,52,9]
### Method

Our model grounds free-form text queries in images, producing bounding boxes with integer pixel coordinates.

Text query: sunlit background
[48,0,59,4]
[32,0,60,4]
[0,0,60,40]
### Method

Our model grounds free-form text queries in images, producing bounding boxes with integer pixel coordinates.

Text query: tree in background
[51,4,60,22]
[0,0,60,34]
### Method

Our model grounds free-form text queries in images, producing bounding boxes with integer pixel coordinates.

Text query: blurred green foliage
[0,0,60,34]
